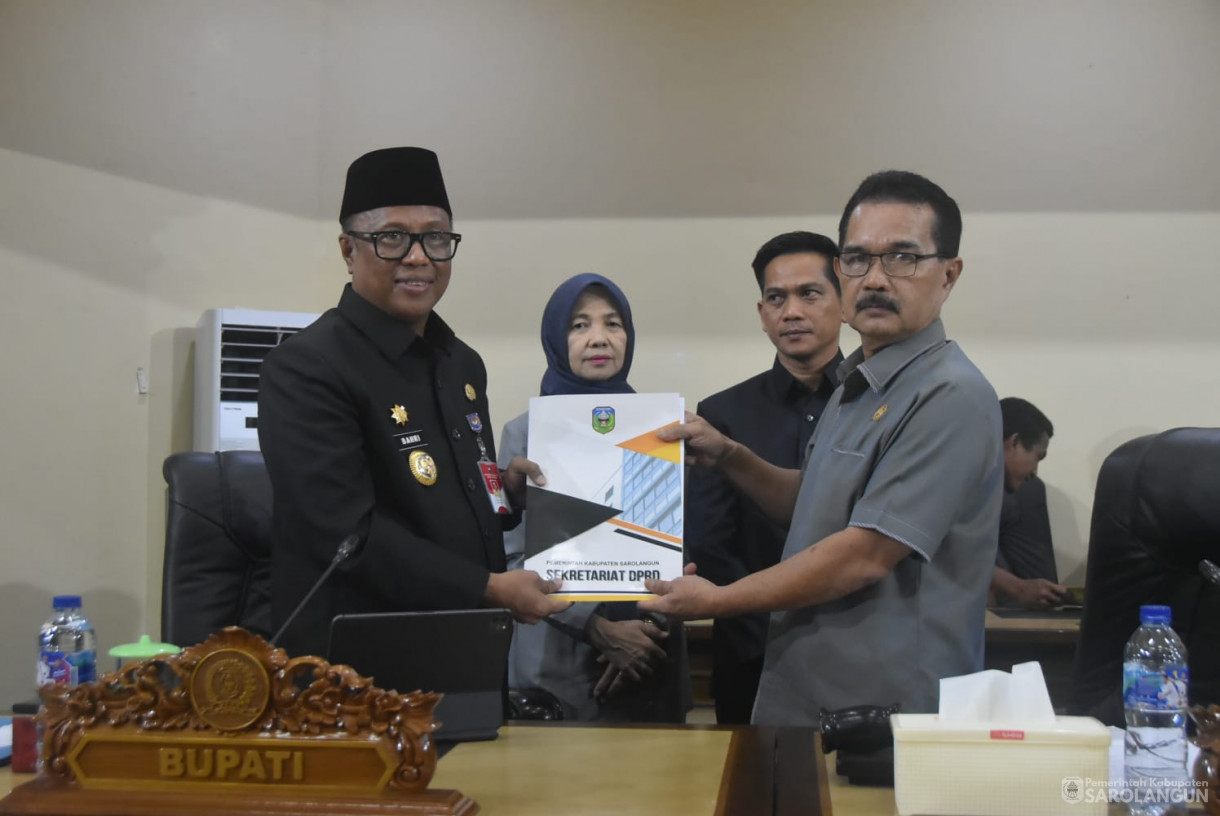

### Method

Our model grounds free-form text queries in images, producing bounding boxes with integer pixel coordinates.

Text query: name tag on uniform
[478,461,512,514]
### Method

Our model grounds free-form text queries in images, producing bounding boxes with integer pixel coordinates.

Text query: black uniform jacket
[258,284,513,658]
[684,354,841,661]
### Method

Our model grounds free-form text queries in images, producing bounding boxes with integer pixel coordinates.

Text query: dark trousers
[711,624,764,725]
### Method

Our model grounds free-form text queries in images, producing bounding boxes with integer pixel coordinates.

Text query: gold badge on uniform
[390,404,409,426]
[409,450,438,486]
[464,383,476,401]
[872,404,888,422]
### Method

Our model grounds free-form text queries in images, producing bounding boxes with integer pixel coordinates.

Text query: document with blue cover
[525,393,684,601]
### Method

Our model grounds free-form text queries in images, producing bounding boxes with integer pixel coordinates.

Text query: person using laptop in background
[990,397,1070,608]
[684,231,843,724]
[498,273,688,722]
[259,147,568,659]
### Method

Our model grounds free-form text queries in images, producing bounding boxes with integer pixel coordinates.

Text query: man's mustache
[855,293,900,314]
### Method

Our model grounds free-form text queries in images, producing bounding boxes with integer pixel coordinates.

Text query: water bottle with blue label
[37,595,97,687]
[1123,604,1189,816]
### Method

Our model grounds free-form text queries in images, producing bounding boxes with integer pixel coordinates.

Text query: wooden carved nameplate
[0,627,476,816]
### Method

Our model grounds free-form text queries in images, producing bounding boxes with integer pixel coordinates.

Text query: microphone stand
[270,533,362,647]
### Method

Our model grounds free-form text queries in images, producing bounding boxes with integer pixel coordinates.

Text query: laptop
[327,608,513,742]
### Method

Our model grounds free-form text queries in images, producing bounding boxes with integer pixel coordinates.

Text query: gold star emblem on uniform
[872,404,888,422]
[409,450,438,486]
[464,384,476,401]
[390,405,409,426]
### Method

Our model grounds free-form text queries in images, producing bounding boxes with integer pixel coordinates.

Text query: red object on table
[10,704,38,774]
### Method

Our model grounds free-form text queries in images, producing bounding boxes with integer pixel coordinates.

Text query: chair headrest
[1109,427,1220,568]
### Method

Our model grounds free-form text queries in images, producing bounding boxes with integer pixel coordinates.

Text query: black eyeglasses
[346,230,462,262]
[837,251,945,278]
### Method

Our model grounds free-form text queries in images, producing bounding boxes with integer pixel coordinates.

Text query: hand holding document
[499,455,546,507]
[636,562,715,618]
[525,393,684,601]
[484,569,571,622]
[653,410,735,467]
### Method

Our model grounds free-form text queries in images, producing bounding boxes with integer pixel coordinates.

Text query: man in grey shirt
[642,171,1002,724]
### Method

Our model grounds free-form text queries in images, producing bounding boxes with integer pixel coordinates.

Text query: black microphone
[270,533,362,647]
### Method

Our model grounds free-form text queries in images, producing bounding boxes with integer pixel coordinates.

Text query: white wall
[467,210,1220,593]
[1,0,1218,708]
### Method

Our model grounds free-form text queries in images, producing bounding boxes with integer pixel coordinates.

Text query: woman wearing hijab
[499,273,687,722]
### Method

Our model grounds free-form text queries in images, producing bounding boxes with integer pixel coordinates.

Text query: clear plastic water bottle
[37,595,98,687]
[1123,604,1189,816]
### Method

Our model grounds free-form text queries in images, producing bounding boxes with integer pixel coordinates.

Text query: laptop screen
[327,608,513,741]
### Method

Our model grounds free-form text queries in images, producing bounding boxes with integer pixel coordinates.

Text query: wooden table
[985,608,1080,641]
[984,608,1081,711]
[4,725,843,815]
[432,723,831,815]
[688,612,1083,714]
[0,721,1149,815]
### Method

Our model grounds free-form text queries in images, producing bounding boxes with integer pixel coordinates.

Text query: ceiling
[1,0,1218,220]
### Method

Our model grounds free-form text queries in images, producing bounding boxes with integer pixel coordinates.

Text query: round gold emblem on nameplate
[409,449,438,486]
[189,648,271,731]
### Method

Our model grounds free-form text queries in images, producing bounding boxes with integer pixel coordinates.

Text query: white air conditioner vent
[194,308,319,451]
[217,323,303,402]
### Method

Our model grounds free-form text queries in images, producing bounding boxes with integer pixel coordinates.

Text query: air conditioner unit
[193,308,319,452]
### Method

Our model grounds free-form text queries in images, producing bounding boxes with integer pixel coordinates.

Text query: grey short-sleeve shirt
[752,319,1002,725]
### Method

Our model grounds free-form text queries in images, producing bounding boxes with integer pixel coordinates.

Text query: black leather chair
[159,450,567,722]
[1069,428,1220,726]
[161,451,273,647]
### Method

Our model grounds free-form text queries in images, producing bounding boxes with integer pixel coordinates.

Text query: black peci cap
[339,146,451,221]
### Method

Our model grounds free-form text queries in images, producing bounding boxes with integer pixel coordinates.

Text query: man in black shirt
[259,147,568,658]
[684,231,844,723]
[990,397,1069,608]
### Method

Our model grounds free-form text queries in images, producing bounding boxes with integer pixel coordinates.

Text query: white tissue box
[892,713,1111,816]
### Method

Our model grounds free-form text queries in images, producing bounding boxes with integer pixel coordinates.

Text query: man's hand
[587,615,667,675]
[485,569,570,622]
[1009,577,1072,608]
[661,413,800,526]
[638,563,721,619]
[590,617,668,700]
[656,412,739,469]
[992,566,1070,609]
[593,663,628,702]
[501,456,546,508]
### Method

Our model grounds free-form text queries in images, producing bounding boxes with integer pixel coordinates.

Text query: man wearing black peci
[685,231,843,723]
[259,147,568,658]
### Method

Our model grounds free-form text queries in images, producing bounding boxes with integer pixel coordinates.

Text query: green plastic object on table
[107,635,180,671]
